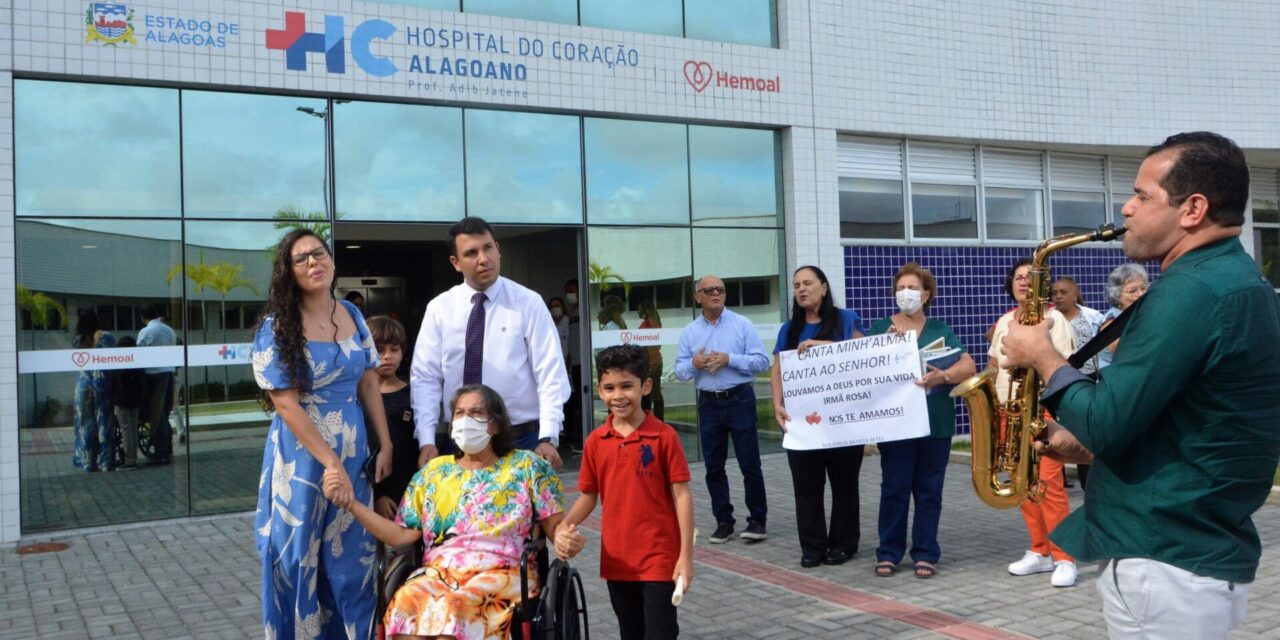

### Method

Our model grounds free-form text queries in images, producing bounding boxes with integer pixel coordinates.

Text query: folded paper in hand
[919,337,961,395]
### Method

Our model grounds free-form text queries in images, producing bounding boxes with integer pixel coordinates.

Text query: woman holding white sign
[870,263,975,579]
[770,265,867,569]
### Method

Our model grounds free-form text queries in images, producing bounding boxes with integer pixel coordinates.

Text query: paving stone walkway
[4,452,1278,639]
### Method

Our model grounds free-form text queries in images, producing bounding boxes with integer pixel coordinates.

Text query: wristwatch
[538,436,559,448]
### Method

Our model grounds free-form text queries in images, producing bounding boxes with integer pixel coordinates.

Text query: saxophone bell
[951,222,1125,508]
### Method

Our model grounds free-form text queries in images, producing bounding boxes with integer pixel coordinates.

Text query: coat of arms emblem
[85,3,136,46]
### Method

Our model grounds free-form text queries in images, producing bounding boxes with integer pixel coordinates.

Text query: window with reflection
[1112,193,1130,227]
[465,110,583,224]
[685,0,776,47]
[182,221,303,514]
[911,183,977,239]
[689,126,780,227]
[16,219,187,531]
[15,80,181,217]
[581,0,682,36]
[839,177,904,239]
[463,0,577,25]
[182,92,328,219]
[1255,228,1279,288]
[334,101,464,222]
[1254,197,1279,224]
[585,119,689,225]
[1051,191,1106,235]
[692,227,783,454]
[587,226,695,454]
[985,187,1044,241]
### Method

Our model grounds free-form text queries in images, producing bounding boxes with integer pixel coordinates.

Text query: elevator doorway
[331,223,589,460]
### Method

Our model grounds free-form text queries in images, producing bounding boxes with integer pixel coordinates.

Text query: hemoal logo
[683,60,780,94]
[619,331,660,344]
[70,350,134,368]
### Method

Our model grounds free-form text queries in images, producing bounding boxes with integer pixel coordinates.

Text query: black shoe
[801,553,822,568]
[823,549,853,566]
[709,522,734,544]
[740,520,767,542]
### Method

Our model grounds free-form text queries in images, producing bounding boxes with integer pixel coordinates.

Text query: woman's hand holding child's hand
[554,523,586,560]
[323,466,354,510]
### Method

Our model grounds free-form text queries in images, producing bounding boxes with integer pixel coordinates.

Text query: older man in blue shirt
[676,275,771,544]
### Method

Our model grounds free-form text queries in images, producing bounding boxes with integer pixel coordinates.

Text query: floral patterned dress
[72,331,117,471]
[252,300,379,640]
[385,449,564,639]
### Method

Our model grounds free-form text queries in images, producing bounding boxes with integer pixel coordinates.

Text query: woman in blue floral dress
[72,308,117,471]
[252,229,394,640]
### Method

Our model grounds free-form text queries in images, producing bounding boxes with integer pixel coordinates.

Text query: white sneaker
[1007,550,1054,576]
[1051,561,1078,587]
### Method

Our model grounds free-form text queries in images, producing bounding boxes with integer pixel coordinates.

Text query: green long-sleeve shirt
[1043,236,1280,583]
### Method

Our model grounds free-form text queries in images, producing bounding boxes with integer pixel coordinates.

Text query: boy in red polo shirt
[555,344,695,639]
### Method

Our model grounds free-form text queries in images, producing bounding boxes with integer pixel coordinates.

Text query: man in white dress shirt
[411,217,572,468]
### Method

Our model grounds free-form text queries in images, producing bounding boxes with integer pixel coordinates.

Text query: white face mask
[565,293,578,306]
[895,289,924,314]
[550,307,564,320]
[451,416,492,455]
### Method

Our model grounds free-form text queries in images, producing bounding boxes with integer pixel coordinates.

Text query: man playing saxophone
[1001,132,1280,639]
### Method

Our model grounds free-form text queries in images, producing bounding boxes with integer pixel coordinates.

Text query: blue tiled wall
[844,244,1156,434]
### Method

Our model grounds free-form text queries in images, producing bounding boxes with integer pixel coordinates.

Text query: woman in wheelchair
[325,383,568,640]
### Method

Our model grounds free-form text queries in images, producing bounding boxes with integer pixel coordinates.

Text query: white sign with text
[778,332,929,450]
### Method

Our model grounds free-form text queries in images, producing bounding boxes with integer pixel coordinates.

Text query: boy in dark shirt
[367,316,419,518]
[556,344,695,639]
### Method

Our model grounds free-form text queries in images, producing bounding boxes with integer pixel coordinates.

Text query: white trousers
[1098,558,1250,640]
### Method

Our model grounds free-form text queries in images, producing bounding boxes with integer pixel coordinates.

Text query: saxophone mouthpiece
[1094,223,1127,241]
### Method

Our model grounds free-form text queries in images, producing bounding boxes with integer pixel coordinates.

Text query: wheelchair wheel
[558,566,588,640]
[538,560,588,640]
[137,421,156,462]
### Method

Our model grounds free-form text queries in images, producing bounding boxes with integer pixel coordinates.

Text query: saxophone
[950,223,1126,509]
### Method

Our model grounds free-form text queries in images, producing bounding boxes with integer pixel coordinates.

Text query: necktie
[464,292,487,385]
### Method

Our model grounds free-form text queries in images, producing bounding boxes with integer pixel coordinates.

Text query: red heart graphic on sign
[71,351,90,367]
[683,60,713,93]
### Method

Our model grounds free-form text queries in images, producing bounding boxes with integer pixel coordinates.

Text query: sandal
[914,561,936,579]
[874,561,896,577]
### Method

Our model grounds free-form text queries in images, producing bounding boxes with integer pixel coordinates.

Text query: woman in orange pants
[988,259,1077,587]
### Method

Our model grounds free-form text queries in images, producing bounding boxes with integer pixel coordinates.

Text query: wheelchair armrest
[381,540,422,561]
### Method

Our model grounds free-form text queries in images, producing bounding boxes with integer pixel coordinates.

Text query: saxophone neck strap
[1067,301,1138,370]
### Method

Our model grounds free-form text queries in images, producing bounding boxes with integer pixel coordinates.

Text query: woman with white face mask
[324,384,568,639]
[869,263,976,579]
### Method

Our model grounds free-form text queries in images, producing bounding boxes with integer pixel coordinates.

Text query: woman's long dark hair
[784,266,841,350]
[254,229,336,405]
[75,309,100,347]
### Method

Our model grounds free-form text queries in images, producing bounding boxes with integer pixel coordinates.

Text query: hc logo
[265,11,397,77]
[218,345,251,360]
